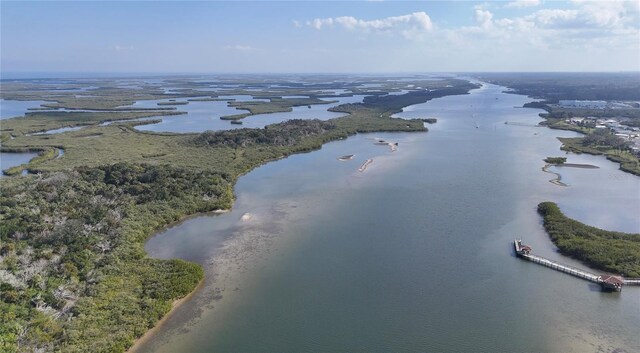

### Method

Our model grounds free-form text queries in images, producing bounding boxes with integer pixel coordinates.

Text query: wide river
[135,82,639,353]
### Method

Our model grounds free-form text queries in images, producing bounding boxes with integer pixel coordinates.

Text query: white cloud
[475,9,494,29]
[296,0,640,70]
[529,9,581,28]
[505,0,541,9]
[308,18,334,30]
[223,44,256,51]
[114,45,133,52]
[305,11,433,38]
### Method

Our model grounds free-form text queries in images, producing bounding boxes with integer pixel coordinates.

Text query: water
[135,83,639,353]
[0,151,38,177]
[29,126,84,135]
[129,95,365,133]
[240,95,367,127]
[131,96,267,133]
[0,99,49,119]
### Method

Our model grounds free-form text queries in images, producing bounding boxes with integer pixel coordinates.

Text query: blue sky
[1,1,639,74]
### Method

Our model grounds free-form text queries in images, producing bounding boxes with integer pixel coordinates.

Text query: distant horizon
[2,70,640,81]
[2,1,639,73]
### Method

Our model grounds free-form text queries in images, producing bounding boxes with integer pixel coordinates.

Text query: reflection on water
[1,99,49,119]
[136,83,640,353]
[133,94,366,133]
[28,126,84,135]
[0,152,38,177]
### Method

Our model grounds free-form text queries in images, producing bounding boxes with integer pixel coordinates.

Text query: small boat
[230,120,243,125]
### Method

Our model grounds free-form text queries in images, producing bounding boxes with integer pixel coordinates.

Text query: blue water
[0,99,48,119]
[0,152,38,177]
[136,83,640,353]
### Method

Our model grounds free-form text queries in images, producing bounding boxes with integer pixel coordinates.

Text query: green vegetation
[330,83,478,117]
[480,72,640,102]
[544,157,567,165]
[0,111,184,137]
[483,73,640,176]
[1,148,60,176]
[558,131,640,176]
[537,202,640,277]
[1,163,223,352]
[0,78,478,352]
[222,97,336,120]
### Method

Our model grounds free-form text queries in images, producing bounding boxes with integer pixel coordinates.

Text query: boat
[230,120,243,125]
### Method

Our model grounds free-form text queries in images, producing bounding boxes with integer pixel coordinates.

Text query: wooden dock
[523,253,601,283]
[624,279,640,286]
[514,240,640,292]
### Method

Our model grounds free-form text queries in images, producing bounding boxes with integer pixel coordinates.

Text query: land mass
[538,202,640,277]
[480,73,640,176]
[0,77,478,352]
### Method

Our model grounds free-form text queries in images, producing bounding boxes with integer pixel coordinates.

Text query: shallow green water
[138,83,640,353]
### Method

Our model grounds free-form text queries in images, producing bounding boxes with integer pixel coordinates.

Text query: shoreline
[121,80,637,353]
[127,278,206,353]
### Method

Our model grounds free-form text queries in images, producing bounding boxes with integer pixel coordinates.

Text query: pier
[504,121,543,127]
[514,240,640,292]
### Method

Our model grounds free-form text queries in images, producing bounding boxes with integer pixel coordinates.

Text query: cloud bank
[306,11,433,39]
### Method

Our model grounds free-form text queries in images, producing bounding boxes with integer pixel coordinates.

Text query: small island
[538,202,640,277]
[544,156,567,165]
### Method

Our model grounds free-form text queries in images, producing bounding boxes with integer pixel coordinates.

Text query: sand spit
[359,159,373,172]
[556,163,599,169]
[542,164,568,187]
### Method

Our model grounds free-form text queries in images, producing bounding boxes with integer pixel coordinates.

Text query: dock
[514,240,640,292]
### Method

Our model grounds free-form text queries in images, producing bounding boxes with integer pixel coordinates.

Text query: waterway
[239,95,367,128]
[129,95,366,133]
[131,83,640,352]
[0,151,38,177]
[0,99,49,119]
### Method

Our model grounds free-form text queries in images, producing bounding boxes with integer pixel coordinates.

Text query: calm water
[0,99,48,119]
[136,83,639,353]
[29,126,84,135]
[241,95,367,127]
[0,152,38,177]
[134,95,366,133]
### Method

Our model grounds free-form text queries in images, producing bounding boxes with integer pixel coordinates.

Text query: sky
[1,1,639,74]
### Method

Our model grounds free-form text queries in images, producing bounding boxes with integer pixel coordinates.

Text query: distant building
[559,100,607,109]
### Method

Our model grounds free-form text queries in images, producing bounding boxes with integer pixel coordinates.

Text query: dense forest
[1,163,231,352]
[480,72,640,102]
[193,119,338,148]
[537,202,640,277]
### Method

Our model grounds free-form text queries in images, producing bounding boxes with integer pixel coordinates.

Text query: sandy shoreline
[127,278,206,353]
